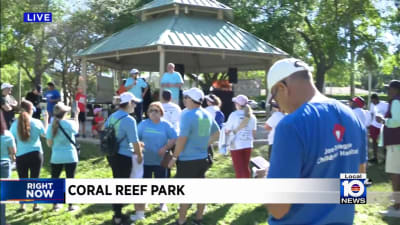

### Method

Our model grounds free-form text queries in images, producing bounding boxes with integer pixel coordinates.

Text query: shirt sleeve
[386,100,400,128]
[266,113,278,127]
[224,113,235,131]
[179,113,192,137]
[7,134,16,149]
[267,121,303,178]
[175,73,184,84]
[124,78,132,88]
[10,121,17,140]
[68,120,79,134]
[37,120,45,135]
[124,118,139,143]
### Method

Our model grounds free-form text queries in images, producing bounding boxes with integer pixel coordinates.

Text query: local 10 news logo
[340,173,371,204]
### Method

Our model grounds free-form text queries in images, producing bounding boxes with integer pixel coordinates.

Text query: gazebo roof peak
[136,0,233,20]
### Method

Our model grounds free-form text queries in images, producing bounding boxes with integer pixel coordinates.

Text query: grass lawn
[5,141,400,225]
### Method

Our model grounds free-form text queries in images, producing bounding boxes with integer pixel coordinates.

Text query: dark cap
[162,90,172,101]
[47,82,55,87]
[35,85,42,92]
[386,80,400,90]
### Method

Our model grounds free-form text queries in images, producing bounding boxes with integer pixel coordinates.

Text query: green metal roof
[137,0,232,12]
[77,15,287,57]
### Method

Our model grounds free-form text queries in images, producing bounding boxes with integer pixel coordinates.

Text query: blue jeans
[143,165,168,178]
[134,102,143,123]
[1,160,11,225]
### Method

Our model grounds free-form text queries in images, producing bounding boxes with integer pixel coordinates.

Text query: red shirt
[75,93,87,112]
[92,115,105,131]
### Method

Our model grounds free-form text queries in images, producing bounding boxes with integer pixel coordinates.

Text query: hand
[139,141,145,148]
[76,105,80,114]
[167,157,176,169]
[376,115,384,124]
[254,167,269,178]
[136,154,143,164]
[158,147,167,157]
[43,111,49,122]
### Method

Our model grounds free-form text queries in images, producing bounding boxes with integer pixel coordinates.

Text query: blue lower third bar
[0,179,65,203]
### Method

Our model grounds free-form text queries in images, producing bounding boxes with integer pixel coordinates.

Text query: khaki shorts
[385,145,400,174]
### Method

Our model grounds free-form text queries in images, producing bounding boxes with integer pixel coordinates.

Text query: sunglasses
[149,109,160,113]
[268,79,287,110]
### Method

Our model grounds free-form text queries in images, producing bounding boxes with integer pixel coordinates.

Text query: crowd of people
[1,59,400,225]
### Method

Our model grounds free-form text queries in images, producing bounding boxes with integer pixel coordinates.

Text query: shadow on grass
[382,216,400,225]
[367,163,391,184]
[203,204,233,224]
[76,204,112,217]
[230,205,269,225]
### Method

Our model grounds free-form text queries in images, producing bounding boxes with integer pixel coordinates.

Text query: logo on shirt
[340,173,370,204]
[333,124,345,142]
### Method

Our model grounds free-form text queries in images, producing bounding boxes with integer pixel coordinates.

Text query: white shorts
[385,145,400,174]
[130,154,144,178]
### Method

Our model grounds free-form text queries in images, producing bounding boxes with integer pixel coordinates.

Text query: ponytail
[243,104,253,118]
[52,111,66,137]
[18,101,33,141]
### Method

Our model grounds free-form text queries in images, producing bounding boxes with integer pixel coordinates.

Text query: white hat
[267,58,312,91]
[232,95,249,106]
[204,95,214,103]
[129,68,140,74]
[53,102,71,115]
[1,83,13,90]
[120,92,140,104]
[183,87,204,103]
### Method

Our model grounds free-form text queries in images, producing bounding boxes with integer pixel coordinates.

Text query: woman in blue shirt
[0,109,16,225]
[105,92,143,225]
[46,102,79,212]
[136,102,177,215]
[10,100,48,212]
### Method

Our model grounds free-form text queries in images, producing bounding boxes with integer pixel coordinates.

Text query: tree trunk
[315,66,326,93]
[62,70,67,105]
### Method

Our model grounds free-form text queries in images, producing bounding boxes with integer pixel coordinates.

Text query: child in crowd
[92,108,104,138]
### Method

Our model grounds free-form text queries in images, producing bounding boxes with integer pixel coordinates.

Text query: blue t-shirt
[46,120,78,164]
[267,99,367,225]
[138,119,177,166]
[10,118,45,157]
[161,72,184,102]
[1,130,16,161]
[105,110,139,157]
[124,77,148,102]
[45,89,61,114]
[179,108,220,161]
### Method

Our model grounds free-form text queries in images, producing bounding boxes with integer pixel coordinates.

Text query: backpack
[100,115,128,156]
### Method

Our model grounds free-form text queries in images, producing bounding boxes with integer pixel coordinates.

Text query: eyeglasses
[149,109,160,113]
[268,79,287,110]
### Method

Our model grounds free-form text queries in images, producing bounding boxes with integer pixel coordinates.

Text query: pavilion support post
[159,46,165,100]
[82,58,87,96]
[265,69,270,116]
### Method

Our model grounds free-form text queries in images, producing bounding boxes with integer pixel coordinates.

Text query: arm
[208,130,220,146]
[47,139,53,148]
[8,146,16,162]
[142,87,149,98]
[359,163,366,173]
[42,111,49,136]
[264,204,291,220]
[264,124,273,131]
[133,142,143,163]
[158,138,177,157]
[168,136,188,168]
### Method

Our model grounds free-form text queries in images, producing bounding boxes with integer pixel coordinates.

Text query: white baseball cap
[1,83,13,90]
[120,92,140,104]
[267,58,313,91]
[183,87,204,103]
[232,95,249,106]
[129,68,140,74]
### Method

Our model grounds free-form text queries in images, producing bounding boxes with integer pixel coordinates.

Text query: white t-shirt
[224,110,257,150]
[369,101,389,128]
[162,102,182,133]
[352,108,371,128]
[265,111,285,145]
[205,105,219,119]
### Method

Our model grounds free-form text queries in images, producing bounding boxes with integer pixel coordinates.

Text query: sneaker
[160,203,168,212]
[53,204,62,212]
[130,214,145,221]
[32,205,42,212]
[68,205,80,212]
[380,206,400,217]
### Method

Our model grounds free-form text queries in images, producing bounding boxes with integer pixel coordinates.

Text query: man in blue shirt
[44,82,61,121]
[263,58,367,225]
[125,69,148,123]
[161,63,184,104]
[168,87,220,225]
